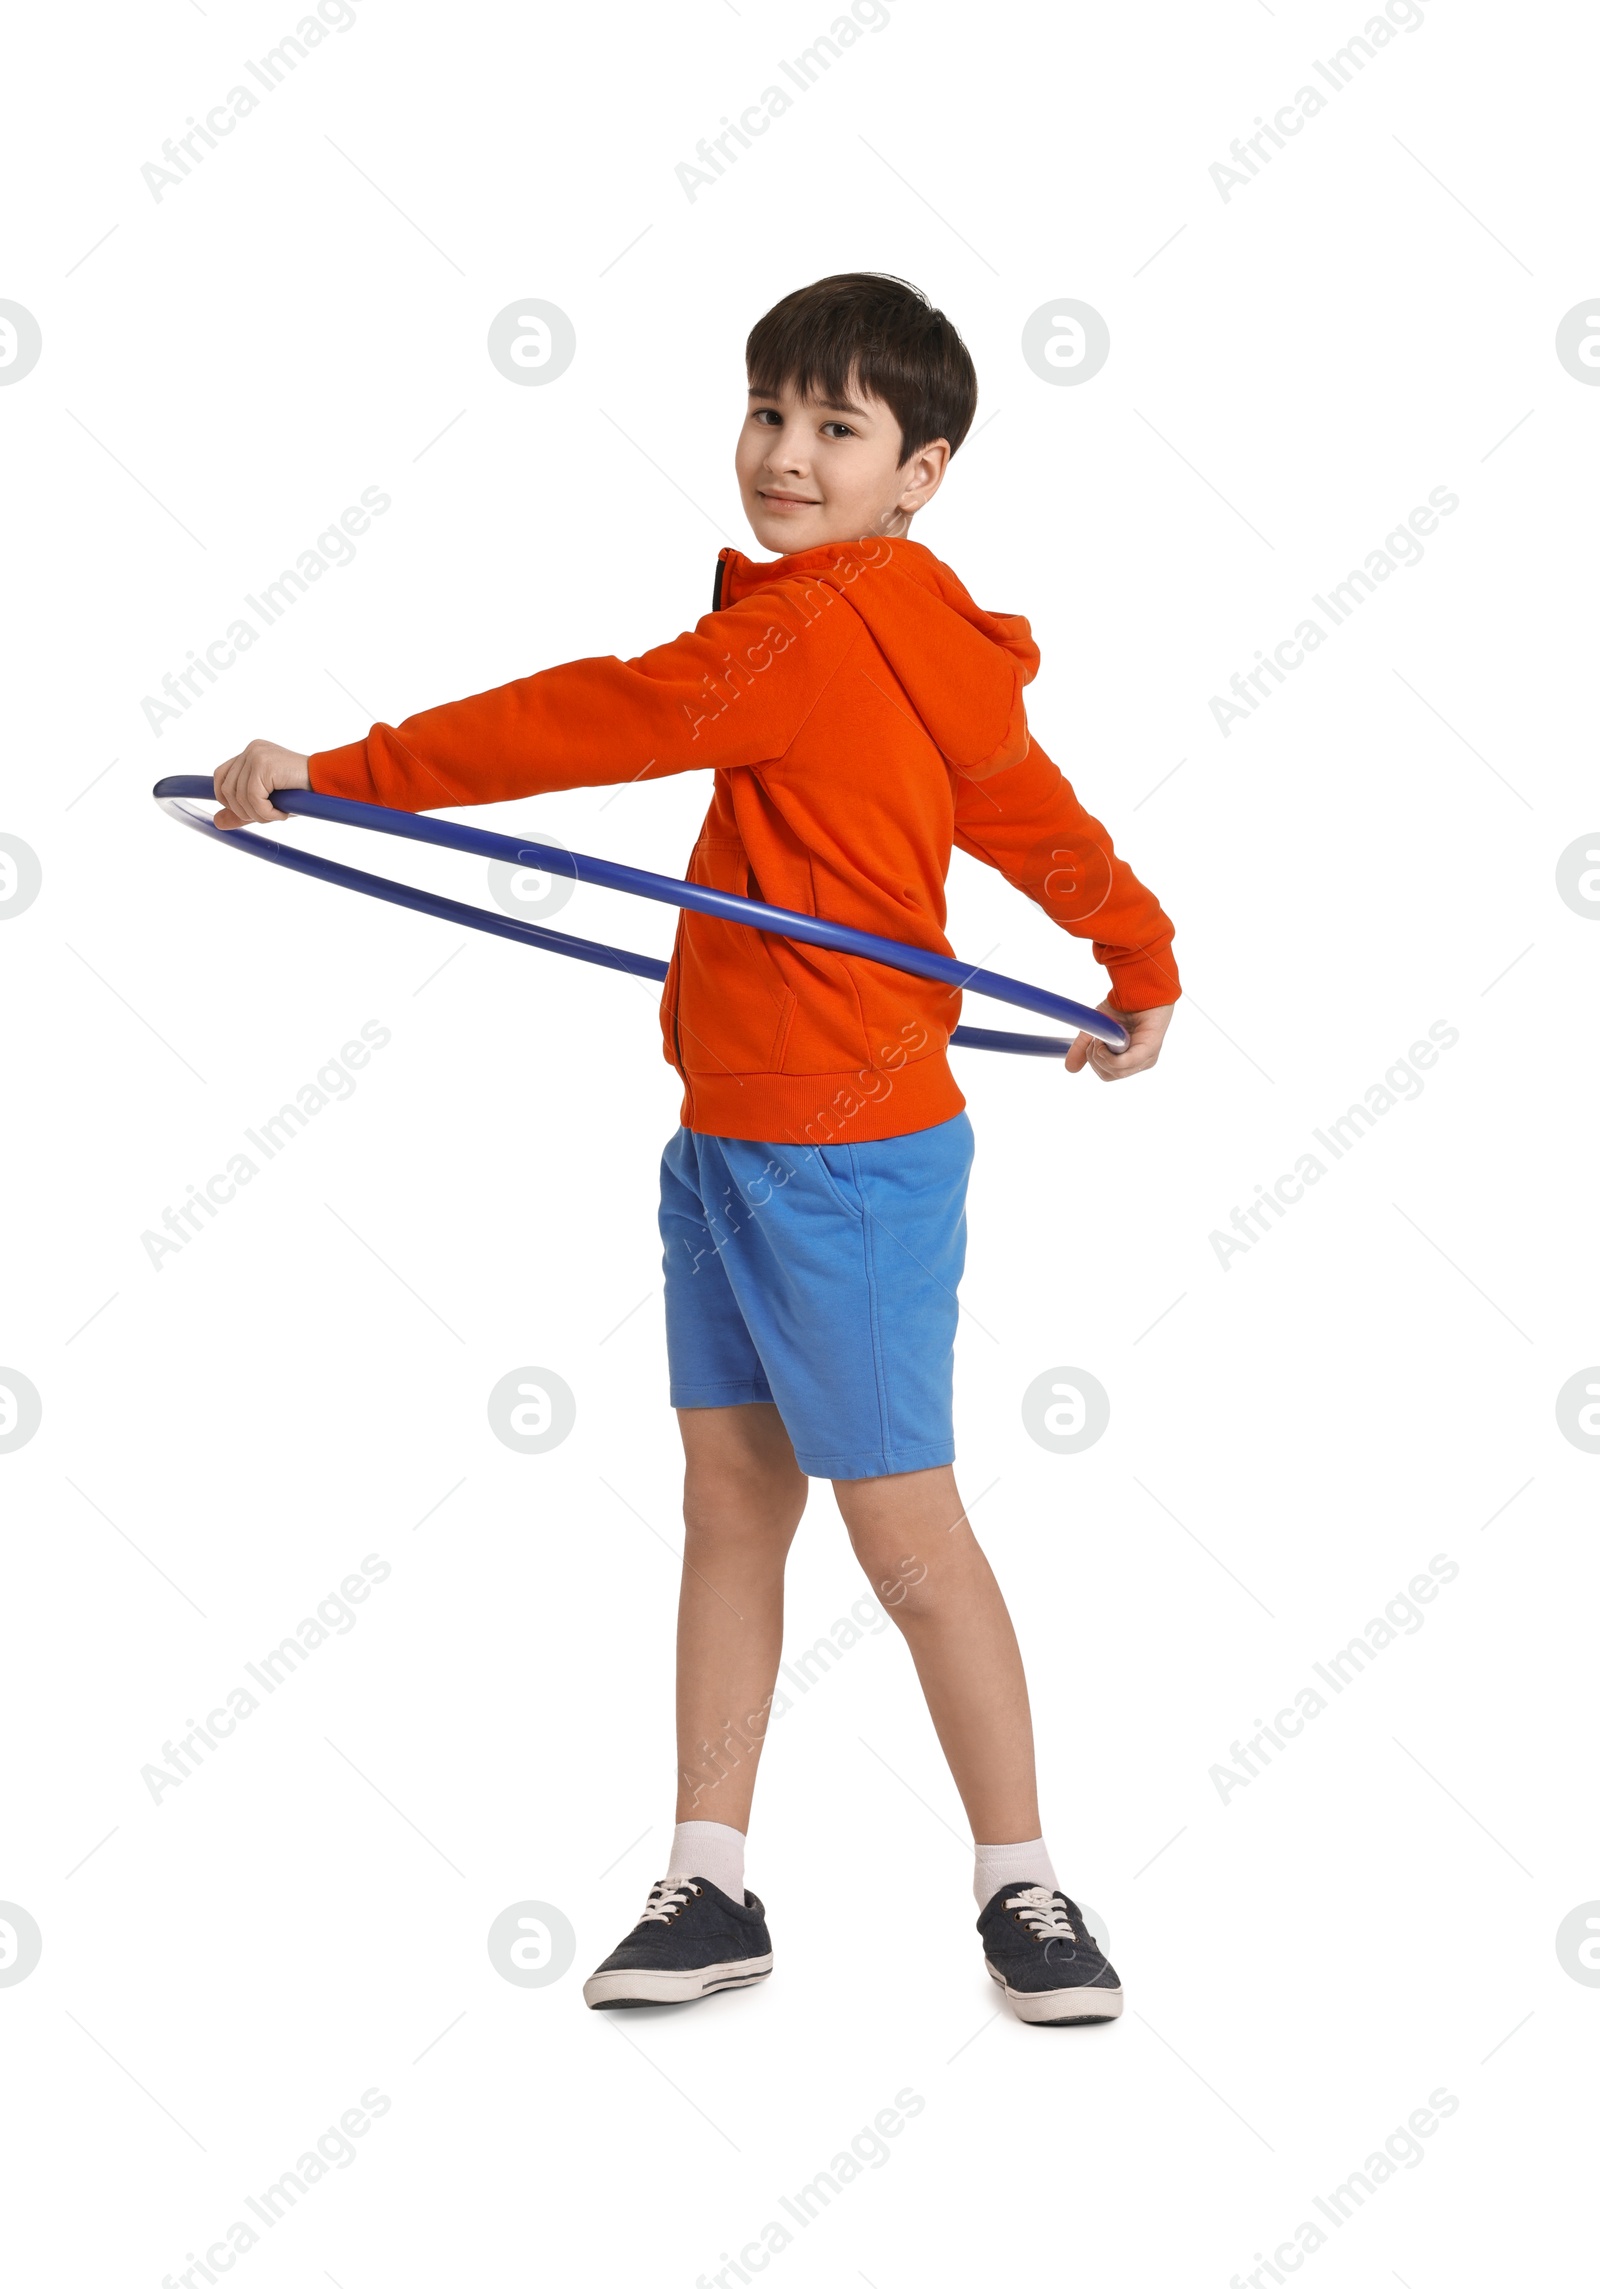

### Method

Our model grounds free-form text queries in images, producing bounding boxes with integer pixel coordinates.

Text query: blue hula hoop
[151,776,1130,1057]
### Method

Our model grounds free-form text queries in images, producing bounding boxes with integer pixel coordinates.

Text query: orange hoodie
[308,535,1180,1144]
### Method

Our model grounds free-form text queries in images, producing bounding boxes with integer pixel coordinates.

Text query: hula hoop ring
[151,776,1130,1058]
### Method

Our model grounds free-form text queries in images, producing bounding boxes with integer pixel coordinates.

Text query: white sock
[974,1836,1058,1910]
[665,1820,747,1900]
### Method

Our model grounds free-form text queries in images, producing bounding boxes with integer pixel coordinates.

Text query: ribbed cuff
[306,739,377,803]
[1104,946,1181,1012]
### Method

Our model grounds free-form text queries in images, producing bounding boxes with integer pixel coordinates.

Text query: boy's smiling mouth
[757,488,821,509]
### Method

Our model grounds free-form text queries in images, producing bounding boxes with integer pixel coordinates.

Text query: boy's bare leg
[833,1464,1041,1844]
[674,1403,808,1830]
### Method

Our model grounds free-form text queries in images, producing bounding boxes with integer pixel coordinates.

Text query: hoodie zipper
[666,910,691,1119]
[668,943,689,1114]
[672,553,734,1115]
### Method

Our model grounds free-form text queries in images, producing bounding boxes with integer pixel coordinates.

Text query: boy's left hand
[212,739,311,829]
[1064,999,1174,1081]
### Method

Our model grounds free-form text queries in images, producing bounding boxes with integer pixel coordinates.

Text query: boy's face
[736,372,950,555]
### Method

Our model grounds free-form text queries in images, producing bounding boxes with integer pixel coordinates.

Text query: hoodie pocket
[677,836,797,1074]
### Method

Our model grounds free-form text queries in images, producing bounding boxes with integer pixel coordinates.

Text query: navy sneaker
[977,1883,1123,2025]
[582,1876,773,2009]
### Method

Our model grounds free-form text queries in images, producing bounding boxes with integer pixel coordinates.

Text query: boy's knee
[683,1454,806,1541]
[834,1466,953,1617]
[846,1535,934,1619]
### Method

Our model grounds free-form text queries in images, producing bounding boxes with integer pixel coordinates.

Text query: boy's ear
[899,437,952,513]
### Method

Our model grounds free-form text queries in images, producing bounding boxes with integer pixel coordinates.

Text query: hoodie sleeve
[307,589,861,812]
[951,735,1181,1012]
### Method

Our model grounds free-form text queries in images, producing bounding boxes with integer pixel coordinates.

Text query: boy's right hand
[1065,998,1174,1080]
[212,739,312,829]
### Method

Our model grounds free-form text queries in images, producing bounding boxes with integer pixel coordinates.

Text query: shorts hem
[669,1379,776,1410]
[794,1440,956,1483]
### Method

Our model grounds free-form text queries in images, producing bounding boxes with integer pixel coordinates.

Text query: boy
[214,273,1179,2025]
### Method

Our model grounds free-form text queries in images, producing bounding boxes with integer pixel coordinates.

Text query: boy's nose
[768,431,811,472]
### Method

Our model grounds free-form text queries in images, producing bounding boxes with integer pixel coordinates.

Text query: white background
[2,0,1596,2281]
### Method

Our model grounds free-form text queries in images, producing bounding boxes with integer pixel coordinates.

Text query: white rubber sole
[987,1962,1124,2024]
[582,1954,773,2009]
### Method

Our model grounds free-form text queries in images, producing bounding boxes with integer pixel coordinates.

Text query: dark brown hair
[746,273,978,462]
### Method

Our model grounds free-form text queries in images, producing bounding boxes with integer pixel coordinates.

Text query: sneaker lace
[1006,1884,1077,1943]
[638,1877,702,1926]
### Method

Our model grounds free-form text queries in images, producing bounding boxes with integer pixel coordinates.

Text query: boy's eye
[821,421,855,439]
[752,408,781,426]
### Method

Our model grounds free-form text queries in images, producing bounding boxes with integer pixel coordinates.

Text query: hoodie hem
[675,1054,966,1145]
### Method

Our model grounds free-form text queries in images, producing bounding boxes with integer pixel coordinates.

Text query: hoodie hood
[715,537,1039,780]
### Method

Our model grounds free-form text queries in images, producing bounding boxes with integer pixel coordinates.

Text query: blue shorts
[658,1112,974,1482]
